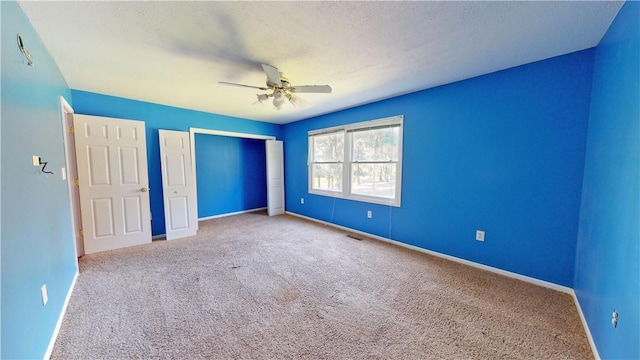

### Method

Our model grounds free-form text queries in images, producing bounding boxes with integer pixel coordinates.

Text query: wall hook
[39,158,54,175]
[17,34,34,67]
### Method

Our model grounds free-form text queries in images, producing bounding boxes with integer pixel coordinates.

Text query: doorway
[188,128,283,219]
[59,103,153,255]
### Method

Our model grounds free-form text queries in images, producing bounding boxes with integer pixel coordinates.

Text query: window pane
[313,132,344,162]
[352,126,399,162]
[351,163,396,199]
[312,164,343,192]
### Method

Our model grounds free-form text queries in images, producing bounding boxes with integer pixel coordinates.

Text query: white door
[159,130,198,240]
[266,140,285,216]
[74,114,152,254]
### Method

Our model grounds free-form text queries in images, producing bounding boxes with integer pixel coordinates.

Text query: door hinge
[69,126,74,134]
[74,178,79,186]
[78,229,83,237]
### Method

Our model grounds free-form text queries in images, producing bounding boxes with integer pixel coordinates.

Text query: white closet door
[266,139,285,216]
[159,130,198,240]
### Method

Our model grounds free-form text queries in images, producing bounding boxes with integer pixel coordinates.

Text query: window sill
[309,189,401,207]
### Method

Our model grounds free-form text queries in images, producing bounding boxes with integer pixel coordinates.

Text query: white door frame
[188,128,277,219]
[59,96,82,259]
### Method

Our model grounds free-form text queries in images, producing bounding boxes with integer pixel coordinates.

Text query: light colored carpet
[52,211,592,359]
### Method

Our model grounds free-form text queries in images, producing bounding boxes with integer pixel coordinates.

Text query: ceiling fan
[219,64,332,110]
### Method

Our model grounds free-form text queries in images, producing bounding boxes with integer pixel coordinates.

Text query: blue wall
[71,90,281,236]
[195,134,267,217]
[5,1,637,358]
[575,2,640,359]
[284,50,595,287]
[1,2,79,358]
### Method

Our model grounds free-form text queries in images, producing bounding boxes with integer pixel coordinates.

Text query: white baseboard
[44,270,79,360]
[571,291,600,359]
[286,211,573,294]
[199,207,267,221]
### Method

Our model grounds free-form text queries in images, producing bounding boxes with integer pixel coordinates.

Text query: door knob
[140,187,149,192]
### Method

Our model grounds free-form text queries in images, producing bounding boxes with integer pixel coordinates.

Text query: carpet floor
[51,211,592,359]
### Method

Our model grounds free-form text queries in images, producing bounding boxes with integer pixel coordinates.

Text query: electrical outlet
[476,230,485,242]
[41,284,48,306]
[32,155,40,166]
[300,197,304,204]
[61,167,67,180]
[612,310,618,328]
[367,210,372,219]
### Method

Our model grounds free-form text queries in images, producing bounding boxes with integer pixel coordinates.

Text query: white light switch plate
[476,230,485,242]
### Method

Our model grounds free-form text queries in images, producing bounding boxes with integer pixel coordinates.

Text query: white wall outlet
[476,230,485,242]
[367,210,372,219]
[612,310,618,328]
[41,284,48,306]
[300,197,304,204]
[32,155,40,166]
[61,167,67,180]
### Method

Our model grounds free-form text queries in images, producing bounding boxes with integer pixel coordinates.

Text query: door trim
[59,96,81,259]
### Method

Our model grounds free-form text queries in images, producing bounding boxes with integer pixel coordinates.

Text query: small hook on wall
[39,158,54,175]
[17,34,34,67]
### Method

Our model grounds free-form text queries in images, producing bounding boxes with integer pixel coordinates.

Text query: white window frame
[308,115,403,207]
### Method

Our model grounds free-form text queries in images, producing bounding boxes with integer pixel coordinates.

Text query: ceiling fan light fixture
[272,89,285,110]
[273,89,285,100]
[256,94,269,103]
[289,95,300,107]
[273,98,285,110]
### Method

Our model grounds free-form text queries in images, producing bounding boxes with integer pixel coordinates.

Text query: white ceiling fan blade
[291,85,332,93]
[261,64,282,87]
[219,81,268,91]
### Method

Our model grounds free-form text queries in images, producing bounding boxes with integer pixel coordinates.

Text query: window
[308,115,403,206]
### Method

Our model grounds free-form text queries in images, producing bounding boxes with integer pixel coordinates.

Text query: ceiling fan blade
[219,81,267,91]
[261,64,282,87]
[290,85,332,93]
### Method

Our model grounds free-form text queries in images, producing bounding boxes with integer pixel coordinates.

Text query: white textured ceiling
[19,1,623,124]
